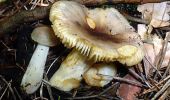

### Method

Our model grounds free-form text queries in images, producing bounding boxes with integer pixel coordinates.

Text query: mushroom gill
[50,1,144,66]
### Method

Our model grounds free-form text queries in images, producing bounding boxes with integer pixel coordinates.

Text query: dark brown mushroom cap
[50,1,144,66]
[31,26,59,47]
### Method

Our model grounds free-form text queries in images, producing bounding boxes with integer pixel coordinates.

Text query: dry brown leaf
[138,24,170,69]
[138,2,170,28]
[117,74,141,100]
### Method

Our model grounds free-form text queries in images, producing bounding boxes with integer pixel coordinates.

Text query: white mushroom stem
[49,49,92,91]
[21,44,49,94]
[83,63,117,87]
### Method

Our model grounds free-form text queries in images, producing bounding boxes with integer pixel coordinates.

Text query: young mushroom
[21,26,59,94]
[83,63,117,87]
[50,1,144,66]
[50,49,93,91]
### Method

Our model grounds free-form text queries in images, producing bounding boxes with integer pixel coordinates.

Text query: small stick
[97,74,147,88]
[142,75,170,94]
[162,59,170,78]
[0,75,16,100]
[13,87,22,100]
[158,87,170,100]
[152,79,170,100]
[157,33,170,69]
[123,13,148,24]
[144,56,162,76]
[0,5,51,37]
[112,76,147,88]
[128,68,144,83]
[66,82,119,100]
[76,0,167,5]
[154,32,170,79]
[44,74,54,100]
[40,82,44,99]
[0,86,8,100]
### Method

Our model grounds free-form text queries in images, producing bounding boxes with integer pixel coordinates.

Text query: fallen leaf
[137,2,170,28]
[138,24,170,72]
[117,74,141,100]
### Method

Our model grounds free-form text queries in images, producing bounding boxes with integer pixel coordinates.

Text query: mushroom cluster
[20,1,144,93]
[50,49,117,91]
[48,1,144,91]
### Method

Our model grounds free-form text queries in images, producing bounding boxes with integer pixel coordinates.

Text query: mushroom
[83,63,117,87]
[49,49,93,91]
[49,49,117,91]
[49,1,144,91]
[21,26,59,94]
[50,1,144,66]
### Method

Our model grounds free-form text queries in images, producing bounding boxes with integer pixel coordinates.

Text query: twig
[112,76,147,88]
[144,56,162,76]
[0,5,51,37]
[33,97,48,100]
[75,0,167,5]
[142,75,170,95]
[44,74,54,100]
[97,73,147,88]
[46,57,59,74]
[0,85,8,100]
[13,87,22,100]
[154,32,170,79]
[158,87,170,100]
[0,75,16,100]
[152,79,170,100]
[128,68,144,83]
[140,73,152,88]
[123,13,148,24]
[40,82,44,99]
[124,13,170,31]
[157,33,170,69]
[66,82,119,100]
[45,74,146,100]
[162,59,170,78]
[129,66,152,88]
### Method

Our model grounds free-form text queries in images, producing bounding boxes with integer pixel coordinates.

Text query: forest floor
[0,0,170,100]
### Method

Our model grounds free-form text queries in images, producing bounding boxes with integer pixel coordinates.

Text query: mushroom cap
[31,26,59,47]
[50,1,144,66]
[83,63,117,87]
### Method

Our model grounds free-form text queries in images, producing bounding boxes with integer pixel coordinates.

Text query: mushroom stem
[49,49,92,91]
[21,44,49,94]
